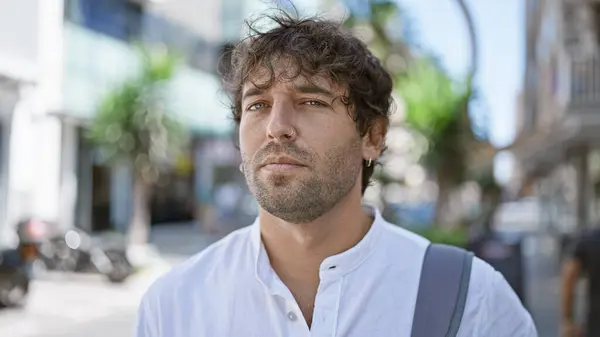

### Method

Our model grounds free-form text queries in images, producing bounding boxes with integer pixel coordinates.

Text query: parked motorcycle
[19,220,134,283]
[0,219,45,308]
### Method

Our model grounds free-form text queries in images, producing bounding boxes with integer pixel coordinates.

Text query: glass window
[65,0,142,42]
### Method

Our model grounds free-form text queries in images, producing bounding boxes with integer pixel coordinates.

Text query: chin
[263,174,298,187]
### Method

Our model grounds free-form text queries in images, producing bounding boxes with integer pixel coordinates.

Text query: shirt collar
[250,205,384,288]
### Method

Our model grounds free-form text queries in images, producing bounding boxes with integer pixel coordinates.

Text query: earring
[239,163,244,173]
[367,158,372,167]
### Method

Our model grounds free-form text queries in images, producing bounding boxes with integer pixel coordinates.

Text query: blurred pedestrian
[134,10,536,337]
[561,228,600,337]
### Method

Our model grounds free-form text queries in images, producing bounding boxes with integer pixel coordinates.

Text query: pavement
[522,233,588,337]
[0,223,224,337]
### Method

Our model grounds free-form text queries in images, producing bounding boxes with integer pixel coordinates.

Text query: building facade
[510,0,600,233]
[0,0,330,242]
[59,0,251,232]
[0,0,66,246]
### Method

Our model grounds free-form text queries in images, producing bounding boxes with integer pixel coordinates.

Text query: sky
[401,0,524,182]
[289,0,524,183]
[287,0,524,149]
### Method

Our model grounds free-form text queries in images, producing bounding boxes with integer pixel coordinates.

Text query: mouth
[260,156,307,172]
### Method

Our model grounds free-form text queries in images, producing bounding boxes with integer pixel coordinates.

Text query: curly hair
[221,11,393,195]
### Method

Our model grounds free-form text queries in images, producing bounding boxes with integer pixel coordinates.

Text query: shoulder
[379,222,431,252]
[575,228,600,247]
[569,229,600,262]
[458,257,537,337]
[378,221,536,336]
[139,226,255,312]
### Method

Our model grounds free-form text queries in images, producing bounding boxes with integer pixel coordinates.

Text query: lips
[260,156,306,168]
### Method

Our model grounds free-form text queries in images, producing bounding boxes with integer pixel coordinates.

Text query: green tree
[399,0,493,227]
[87,46,187,245]
[397,57,476,226]
[341,0,413,220]
[343,0,493,226]
[342,0,412,73]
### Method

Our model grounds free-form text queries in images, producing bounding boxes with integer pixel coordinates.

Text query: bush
[414,226,469,248]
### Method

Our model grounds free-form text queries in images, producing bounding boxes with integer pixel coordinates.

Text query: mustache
[253,142,312,164]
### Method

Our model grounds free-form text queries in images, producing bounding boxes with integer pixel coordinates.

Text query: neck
[258,184,373,279]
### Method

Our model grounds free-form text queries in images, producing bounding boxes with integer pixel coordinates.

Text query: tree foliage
[342,0,412,71]
[397,57,474,183]
[342,0,492,226]
[87,46,187,183]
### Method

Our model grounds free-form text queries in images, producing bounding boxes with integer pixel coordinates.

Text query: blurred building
[0,0,324,244]
[0,0,63,245]
[0,0,339,245]
[510,0,600,234]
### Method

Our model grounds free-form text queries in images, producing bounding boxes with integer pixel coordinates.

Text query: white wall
[6,86,36,225]
[29,0,65,224]
[38,0,64,112]
[58,123,79,231]
[0,0,40,83]
[0,88,19,245]
[0,0,66,227]
[0,0,58,241]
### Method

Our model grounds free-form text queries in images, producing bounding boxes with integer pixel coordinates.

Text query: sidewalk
[128,222,232,283]
[148,222,231,263]
[523,233,588,337]
[0,223,231,337]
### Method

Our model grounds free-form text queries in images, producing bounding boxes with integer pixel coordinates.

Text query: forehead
[242,59,345,95]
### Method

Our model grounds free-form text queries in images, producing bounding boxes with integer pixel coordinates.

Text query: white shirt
[135,207,537,337]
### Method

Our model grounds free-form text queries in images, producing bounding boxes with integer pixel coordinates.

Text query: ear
[361,118,387,162]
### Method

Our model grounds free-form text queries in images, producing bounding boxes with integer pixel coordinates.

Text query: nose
[266,101,297,141]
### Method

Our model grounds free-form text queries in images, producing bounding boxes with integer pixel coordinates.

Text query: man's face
[239,62,364,223]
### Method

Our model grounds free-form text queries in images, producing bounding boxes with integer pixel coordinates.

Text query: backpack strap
[411,243,474,337]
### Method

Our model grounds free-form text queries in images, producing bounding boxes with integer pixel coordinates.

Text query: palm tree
[456,0,478,82]
[397,57,473,226]
[343,0,491,226]
[339,0,417,222]
[87,46,187,245]
[342,0,413,72]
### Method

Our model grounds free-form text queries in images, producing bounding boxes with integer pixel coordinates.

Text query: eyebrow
[241,84,335,102]
[294,84,335,98]
[241,87,264,102]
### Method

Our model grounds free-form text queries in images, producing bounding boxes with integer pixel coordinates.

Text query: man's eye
[248,102,267,111]
[302,100,326,107]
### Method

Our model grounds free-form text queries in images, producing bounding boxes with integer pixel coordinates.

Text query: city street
[0,266,170,337]
[0,224,222,337]
[44,310,138,337]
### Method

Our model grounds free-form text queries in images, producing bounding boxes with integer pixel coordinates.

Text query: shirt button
[287,311,298,321]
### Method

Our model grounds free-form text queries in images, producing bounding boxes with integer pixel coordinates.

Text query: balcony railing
[570,56,600,108]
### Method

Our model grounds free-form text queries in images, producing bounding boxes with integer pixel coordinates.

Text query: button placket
[311,278,342,336]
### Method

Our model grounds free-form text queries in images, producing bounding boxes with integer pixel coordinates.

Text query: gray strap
[411,243,474,337]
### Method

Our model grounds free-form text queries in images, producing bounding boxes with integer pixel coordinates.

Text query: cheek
[239,120,264,157]
[301,118,358,149]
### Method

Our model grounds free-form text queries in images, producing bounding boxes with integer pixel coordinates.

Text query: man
[135,13,536,336]
[562,228,600,337]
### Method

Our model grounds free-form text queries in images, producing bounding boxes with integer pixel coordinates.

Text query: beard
[242,138,363,224]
